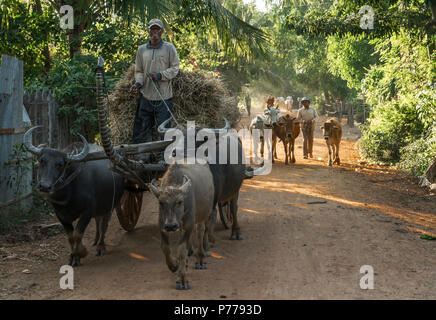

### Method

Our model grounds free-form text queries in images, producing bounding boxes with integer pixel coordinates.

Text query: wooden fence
[23,88,74,149]
[1,54,80,209]
[0,55,33,209]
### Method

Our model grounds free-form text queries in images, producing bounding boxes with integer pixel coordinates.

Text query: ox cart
[91,58,234,232]
[87,57,172,231]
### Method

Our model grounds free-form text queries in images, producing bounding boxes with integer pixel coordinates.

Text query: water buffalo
[149,163,215,290]
[24,126,125,266]
[158,119,252,241]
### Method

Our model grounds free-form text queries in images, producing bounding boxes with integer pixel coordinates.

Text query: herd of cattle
[249,104,343,166]
[21,100,343,290]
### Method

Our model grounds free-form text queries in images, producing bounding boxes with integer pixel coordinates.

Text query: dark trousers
[132,96,173,144]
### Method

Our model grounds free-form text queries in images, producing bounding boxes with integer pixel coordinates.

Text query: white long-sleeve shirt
[134,40,179,100]
[297,106,318,122]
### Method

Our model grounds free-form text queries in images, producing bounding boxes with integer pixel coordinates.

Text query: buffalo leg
[291,139,296,163]
[195,223,207,270]
[207,207,217,246]
[331,144,336,165]
[96,213,111,256]
[204,209,216,257]
[272,135,277,163]
[175,230,191,290]
[335,143,341,165]
[260,137,264,159]
[327,142,333,166]
[230,195,243,240]
[160,231,178,273]
[58,218,76,265]
[283,140,288,165]
[69,213,91,267]
[93,217,101,246]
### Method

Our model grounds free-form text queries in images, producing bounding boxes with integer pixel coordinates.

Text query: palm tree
[44,0,268,59]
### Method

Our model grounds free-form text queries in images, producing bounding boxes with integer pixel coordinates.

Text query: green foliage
[27,55,100,139]
[0,0,59,77]
[327,34,378,90]
[359,32,435,172]
[82,16,146,75]
[399,132,436,177]
[0,144,31,196]
[285,0,432,39]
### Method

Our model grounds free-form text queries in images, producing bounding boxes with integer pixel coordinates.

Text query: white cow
[276,96,286,110]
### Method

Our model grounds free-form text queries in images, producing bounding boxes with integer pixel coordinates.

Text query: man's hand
[130,84,139,94]
[148,72,162,82]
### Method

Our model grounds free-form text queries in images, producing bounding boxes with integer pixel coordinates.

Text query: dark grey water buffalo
[24,126,125,266]
[149,163,215,290]
[158,119,252,241]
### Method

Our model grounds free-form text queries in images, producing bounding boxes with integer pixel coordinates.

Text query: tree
[40,0,268,60]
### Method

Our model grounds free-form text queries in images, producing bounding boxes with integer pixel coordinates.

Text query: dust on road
[1,107,435,299]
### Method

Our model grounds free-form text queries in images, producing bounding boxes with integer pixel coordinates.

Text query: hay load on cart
[94,58,241,231]
[106,64,240,145]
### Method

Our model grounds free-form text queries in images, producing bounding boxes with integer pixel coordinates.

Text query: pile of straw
[106,65,240,145]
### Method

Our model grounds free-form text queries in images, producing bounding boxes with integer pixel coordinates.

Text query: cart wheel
[116,190,143,232]
[219,202,233,230]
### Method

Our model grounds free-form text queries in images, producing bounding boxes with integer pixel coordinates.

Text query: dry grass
[106,65,240,145]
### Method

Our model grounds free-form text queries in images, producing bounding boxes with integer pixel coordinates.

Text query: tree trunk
[426,0,436,59]
[69,22,87,58]
[33,0,51,72]
[324,90,331,105]
[347,103,354,128]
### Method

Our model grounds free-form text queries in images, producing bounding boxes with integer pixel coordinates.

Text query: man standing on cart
[130,18,179,162]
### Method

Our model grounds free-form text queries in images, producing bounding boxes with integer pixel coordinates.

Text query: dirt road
[1,107,436,299]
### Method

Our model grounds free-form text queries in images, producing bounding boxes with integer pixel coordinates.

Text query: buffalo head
[149,175,191,233]
[24,126,89,194]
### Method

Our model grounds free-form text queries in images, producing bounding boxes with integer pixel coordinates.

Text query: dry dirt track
[1,108,436,300]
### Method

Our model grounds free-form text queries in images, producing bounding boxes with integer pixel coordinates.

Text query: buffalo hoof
[230,233,243,240]
[170,265,179,273]
[292,158,296,163]
[96,245,106,256]
[176,282,190,290]
[328,162,332,167]
[77,246,88,258]
[195,263,207,270]
[69,254,81,267]
[188,246,194,256]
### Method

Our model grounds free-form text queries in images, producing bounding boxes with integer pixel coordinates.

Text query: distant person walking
[297,97,318,159]
[245,92,251,116]
[266,94,275,109]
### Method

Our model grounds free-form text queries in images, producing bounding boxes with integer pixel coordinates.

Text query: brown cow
[321,118,342,166]
[272,114,301,165]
